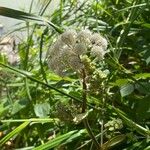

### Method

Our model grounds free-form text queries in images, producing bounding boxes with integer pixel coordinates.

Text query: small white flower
[60,48,83,72]
[90,33,101,44]
[54,37,65,50]
[77,29,91,45]
[74,43,87,55]
[47,38,64,59]
[54,65,66,77]
[90,33,107,50]
[61,29,77,46]
[91,45,106,60]
[95,36,107,50]
[68,55,83,71]
[60,46,75,62]
[47,56,61,70]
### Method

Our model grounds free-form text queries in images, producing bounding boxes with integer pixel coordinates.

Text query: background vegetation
[0,0,150,149]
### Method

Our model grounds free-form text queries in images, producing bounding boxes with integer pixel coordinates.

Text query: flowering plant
[46,29,108,77]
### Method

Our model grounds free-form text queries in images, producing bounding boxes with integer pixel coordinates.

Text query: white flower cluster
[47,29,107,76]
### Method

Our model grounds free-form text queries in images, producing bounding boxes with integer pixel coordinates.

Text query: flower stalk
[81,69,101,149]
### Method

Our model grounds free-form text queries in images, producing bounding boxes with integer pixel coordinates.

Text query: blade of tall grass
[0,7,63,33]
[39,27,49,83]
[106,54,150,93]
[38,0,52,16]
[116,0,143,59]
[102,134,126,149]
[113,107,150,137]
[116,3,146,13]
[1,118,59,123]
[33,129,86,150]
[0,121,29,146]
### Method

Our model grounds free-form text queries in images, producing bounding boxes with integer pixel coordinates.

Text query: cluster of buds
[104,118,123,131]
[104,118,123,138]
[55,102,93,124]
[46,29,108,76]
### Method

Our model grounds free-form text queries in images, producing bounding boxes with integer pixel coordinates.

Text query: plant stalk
[81,69,101,149]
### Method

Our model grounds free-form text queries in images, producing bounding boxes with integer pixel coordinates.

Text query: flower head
[90,33,107,50]
[46,29,108,76]
[61,29,77,46]
[77,29,91,45]
[91,45,106,60]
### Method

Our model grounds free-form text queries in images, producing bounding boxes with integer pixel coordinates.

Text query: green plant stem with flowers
[81,68,101,149]
[46,29,108,149]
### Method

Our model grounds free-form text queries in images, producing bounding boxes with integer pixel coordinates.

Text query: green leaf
[11,99,29,115]
[12,146,34,150]
[1,118,59,124]
[33,130,85,150]
[102,134,126,149]
[0,100,10,117]
[135,82,150,95]
[120,83,134,97]
[135,95,150,120]
[0,7,63,33]
[34,103,50,118]
[0,122,29,146]
[113,107,150,137]
[112,79,129,87]
[134,73,150,80]
[144,146,150,150]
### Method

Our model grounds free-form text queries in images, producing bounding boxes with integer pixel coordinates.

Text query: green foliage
[0,0,150,149]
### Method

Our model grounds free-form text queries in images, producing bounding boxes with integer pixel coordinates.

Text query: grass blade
[113,107,150,137]
[34,129,85,150]
[0,121,29,146]
[0,6,63,33]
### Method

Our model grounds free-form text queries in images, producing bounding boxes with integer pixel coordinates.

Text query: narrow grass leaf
[0,121,29,146]
[0,7,63,33]
[102,134,126,149]
[34,130,85,150]
[113,107,150,137]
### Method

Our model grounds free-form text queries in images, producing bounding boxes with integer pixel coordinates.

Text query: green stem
[81,69,101,149]
[82,69,87,113]
[1,118,59,123]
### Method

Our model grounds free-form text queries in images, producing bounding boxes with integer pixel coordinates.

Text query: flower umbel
[46,29,108,76]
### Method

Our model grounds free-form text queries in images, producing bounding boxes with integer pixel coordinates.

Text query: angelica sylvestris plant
[46,29,108,96]
[46,29,108,148]
[46,29,108,77]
